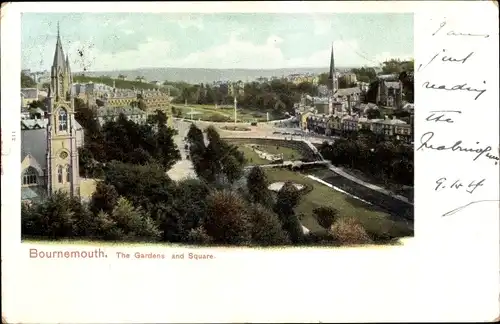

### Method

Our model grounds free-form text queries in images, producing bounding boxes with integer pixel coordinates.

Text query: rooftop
[21,88,38,99]
[96,106,145,117]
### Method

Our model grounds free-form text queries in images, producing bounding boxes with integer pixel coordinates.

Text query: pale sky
[21,12,413,72]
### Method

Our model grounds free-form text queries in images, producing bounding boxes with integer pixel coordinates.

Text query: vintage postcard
[1,1,499,323]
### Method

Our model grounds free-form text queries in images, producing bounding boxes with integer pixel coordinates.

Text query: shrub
[186,226,213,245]
[204,190,252,245]
[90,182,119,215]
[207,114,231,122]
[329,217,372,245]
[108,197,162,241]
[313,206,339,229]
[248,203,290,246]
[21,190,76,239]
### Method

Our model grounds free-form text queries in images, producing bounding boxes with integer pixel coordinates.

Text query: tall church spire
[328,43,338,94]
[52,21,66,69]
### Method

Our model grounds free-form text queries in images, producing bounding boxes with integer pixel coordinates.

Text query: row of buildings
[72,80,173,115]
[293,44,413,143]
[299,111,413,143]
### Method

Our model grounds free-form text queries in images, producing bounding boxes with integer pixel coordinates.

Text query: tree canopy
[74,99,181,177]
[21,72,37,88]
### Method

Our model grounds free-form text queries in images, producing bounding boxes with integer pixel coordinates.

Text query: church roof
[21,127,47,168]
[334,87,361,97]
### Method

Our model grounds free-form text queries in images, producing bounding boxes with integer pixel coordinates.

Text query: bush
[304,230,337,245]
[204,190,252,245]
[21,191,76,239]
[329,217,372,245]
[248,204,290,246]
[106,197,162,241]
[313,206,338,229]
[206,114,231,122]
[186,226,213,245]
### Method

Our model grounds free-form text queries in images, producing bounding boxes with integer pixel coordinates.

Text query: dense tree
[313,206,339,229]
[28,100,47,111]
[90,182,119,215]
[160,179,211,242]
[274,181,304,243]
[364,80,380,104]
[203,190,252,245]
[22,191,76,239]
[21,72,37,88]
[351,67,377,83]
[248,203,290,246]
[107,197,162,241]
[399,71,414,103]
[186,226,213,245]
[338,78,357,89]
[187,124,244,185]
[319,137,413,187]
[76,106,180,171]
[246,166,273,207]
[174,78,315,116]
[104,161,175,209]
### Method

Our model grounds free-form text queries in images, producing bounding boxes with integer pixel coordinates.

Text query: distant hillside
[73,75,163,91]
[74,67,355,85]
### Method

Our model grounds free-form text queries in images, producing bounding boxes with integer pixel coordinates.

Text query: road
[166,120,197,181]
[166,119,334,180]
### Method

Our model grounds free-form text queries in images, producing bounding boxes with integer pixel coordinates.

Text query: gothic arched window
[65,165,71,182]
[22,167,38,185]
[58,109,68,131]
[57,165,63,183]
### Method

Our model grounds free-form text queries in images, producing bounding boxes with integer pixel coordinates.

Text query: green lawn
[264,168,413,238]
[237,143,303,165]
[172,104,279,122]
[239,145,271,165]
[255,144,303,161]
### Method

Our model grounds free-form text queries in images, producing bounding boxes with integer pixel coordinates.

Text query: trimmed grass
[238,145,270,165]
[255,144,303,161]
[172,104,280,122]
[237,143,303,165]
[264,168,413,238]
[220,125,251,131]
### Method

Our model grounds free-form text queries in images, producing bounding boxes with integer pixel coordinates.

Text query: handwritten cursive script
[422,81,487,101]
[425,110,461,123]
[432,20,490,38]
[435,177,485,194]
[442,199,500,217]
[417,132,499,165]
[418,49,474,72]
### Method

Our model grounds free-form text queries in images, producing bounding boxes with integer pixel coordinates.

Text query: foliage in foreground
[22,125,400,246]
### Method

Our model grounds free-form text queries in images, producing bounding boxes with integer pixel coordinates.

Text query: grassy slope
[264,168,412,237]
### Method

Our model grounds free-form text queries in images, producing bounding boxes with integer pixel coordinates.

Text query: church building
[21,24,83,203]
